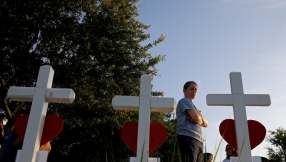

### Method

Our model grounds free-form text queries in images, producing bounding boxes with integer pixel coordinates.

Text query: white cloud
[196,79,202,86]
[262,1,286,9]
[218,0,252,4]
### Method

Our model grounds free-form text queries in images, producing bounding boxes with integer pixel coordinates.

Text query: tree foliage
[0,0,180,161]
[266,127,286,162]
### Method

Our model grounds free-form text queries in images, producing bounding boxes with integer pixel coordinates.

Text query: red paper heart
[14,114,64,146]
[219,119,266,150]
[120,122,168,154]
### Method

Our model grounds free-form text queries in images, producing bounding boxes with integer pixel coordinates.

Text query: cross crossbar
[8,87,75,103]
[207,94,271,106]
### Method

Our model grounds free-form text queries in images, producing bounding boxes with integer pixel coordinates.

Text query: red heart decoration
[219,119,266,150]
[14,114,64,146]
[120,122,168,154]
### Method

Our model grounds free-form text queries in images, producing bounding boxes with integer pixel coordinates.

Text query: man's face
[225,145,233,156]
[183,83,198,99]
[208,155,213,162]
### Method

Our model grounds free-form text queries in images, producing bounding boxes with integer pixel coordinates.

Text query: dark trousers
[177,135,203,162]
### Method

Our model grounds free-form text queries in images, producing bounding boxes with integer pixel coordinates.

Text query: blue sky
[138,0,286,161]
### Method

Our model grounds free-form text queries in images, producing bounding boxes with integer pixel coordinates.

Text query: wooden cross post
[7,65,75,162]
[206,72,271,162]
[112,75,176,162]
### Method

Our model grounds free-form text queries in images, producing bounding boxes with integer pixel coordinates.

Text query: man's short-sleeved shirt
[222,158,231,162]
[176,98,203,143]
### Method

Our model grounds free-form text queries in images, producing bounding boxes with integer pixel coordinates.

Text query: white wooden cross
[206,72,271,162]
[7,65,75,162]
[112,75,176,162]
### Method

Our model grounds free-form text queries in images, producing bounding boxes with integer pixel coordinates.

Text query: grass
[212,137,224,162]
[115,135,248,162]
[116,119,253,162]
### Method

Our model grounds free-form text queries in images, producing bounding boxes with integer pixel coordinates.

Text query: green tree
[0,0,81,119]
[0,0,177,161]
[266,127,286,162]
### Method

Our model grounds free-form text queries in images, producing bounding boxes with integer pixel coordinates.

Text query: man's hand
[187,114,195,122]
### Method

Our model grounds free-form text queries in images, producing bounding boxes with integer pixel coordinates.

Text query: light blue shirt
[176,98,204,143]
